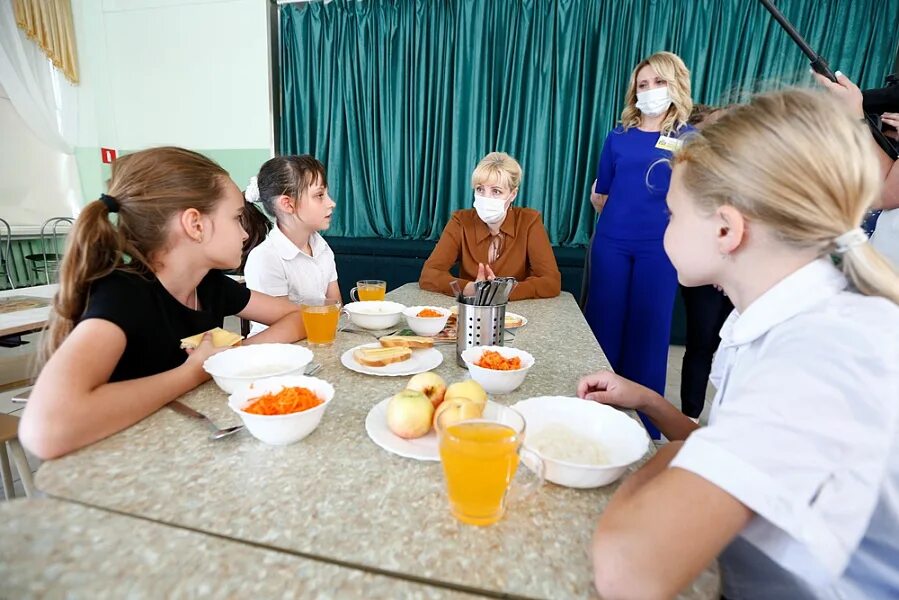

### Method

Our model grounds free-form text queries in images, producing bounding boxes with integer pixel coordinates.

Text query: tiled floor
[0,321,716,502]
[664,345,716,426]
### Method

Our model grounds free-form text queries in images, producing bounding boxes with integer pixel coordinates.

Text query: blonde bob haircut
[471,152,523,191]
[621,51,693,135]
[674,88,899,305]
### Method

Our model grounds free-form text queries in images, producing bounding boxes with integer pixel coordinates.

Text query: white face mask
[635,86,672,117]
[473,194,508,225]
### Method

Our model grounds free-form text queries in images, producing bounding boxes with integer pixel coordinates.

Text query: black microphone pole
[758,0,898,160]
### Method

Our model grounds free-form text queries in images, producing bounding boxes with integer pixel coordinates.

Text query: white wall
[2,0,273,224]
[75,0,272,150]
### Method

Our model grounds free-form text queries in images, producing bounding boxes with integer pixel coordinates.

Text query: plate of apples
[364,372,499,461]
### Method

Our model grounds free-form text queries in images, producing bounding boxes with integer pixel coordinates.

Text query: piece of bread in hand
[353,346,412,367]
[180,327,243,350]
[378,335,434,349]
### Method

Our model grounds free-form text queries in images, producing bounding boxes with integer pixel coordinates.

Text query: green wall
[74,147,271,201]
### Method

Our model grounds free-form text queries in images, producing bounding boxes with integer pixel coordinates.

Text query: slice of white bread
[504,315,524,328]
[378,335,434,349]
[180,327,243,350]
[353,346,412,367]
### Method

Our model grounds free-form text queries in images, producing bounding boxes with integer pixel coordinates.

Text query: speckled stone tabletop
[0,498,482,599]
[35,284,719,599]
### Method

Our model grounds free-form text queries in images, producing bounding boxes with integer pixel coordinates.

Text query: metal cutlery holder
[456,301,507,366]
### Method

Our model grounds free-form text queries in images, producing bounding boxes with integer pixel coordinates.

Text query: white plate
[340,343,444,377]
[365,397,504,461]
[505,312,528,329]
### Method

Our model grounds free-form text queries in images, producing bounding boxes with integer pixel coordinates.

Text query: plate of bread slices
[340,336,444,376]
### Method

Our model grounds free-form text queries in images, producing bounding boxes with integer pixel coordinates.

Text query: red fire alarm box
[101,148,117,164]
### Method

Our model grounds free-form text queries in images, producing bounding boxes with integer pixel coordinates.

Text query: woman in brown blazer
[419,152,561,300]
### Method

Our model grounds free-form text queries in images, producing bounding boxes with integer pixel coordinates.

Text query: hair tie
[834,227,867,254]
[99,193,120,213]
[245,176,260,204]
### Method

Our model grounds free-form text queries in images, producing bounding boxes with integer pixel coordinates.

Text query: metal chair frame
[0,218,15,290]
[30,217,74,285]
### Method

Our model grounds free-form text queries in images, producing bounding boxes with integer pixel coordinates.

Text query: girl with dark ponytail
[21,147,305,459]
[242,155,340,334]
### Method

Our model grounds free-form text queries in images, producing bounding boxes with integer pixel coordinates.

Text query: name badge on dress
[655,135,684,152]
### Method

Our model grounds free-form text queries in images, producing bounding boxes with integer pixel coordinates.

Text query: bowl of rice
[511,396,649,488]
[203,344,314,393]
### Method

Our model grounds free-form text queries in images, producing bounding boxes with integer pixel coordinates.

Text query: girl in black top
[20,147,306,459]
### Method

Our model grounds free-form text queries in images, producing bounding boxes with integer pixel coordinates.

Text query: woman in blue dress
[585,51,694,439]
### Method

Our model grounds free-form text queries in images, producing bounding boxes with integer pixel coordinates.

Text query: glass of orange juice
[300,299,341,346]
[436,402,543,526]
[350,280,386,302]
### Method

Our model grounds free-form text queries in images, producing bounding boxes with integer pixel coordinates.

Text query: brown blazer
[419,207,561,300]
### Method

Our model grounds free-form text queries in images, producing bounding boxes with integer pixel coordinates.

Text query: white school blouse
[871,208,899,270]
[244,226,338,335]
[670,259,899,599]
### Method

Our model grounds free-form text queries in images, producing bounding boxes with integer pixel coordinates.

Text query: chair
[0,413,35,500]
[24,217,74,285]
[0,218,15,290]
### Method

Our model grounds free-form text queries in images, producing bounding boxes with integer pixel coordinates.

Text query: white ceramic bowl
[511,396,649,488]
[343,301,406,330]
[402,305,451,337]
[460,346,535,395]
[203,344,314,393]
[228,375,335,445]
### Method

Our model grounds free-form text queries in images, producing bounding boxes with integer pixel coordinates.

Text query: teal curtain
[280,0,899,246]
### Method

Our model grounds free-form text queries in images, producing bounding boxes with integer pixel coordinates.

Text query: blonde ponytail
[841,243,899,304]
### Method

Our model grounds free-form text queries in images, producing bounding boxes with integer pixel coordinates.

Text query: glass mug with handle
[350,280,386,302]
[435,400,544,526]
[300,299,341,346]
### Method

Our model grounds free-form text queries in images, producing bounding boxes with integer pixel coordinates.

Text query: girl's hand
[183,333,227,376]
[463,263,496,296]
[590,179,607,212]
[577,370,657,411]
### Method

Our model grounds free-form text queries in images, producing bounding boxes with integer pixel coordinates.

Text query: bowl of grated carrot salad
[460,346,535,395]
[475,350,522,371]
[403,305,451,336]
[228,375,335,445]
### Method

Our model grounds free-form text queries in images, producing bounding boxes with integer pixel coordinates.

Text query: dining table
[0,284,56,338]
[25,283,719,599]
[0,497,480,599]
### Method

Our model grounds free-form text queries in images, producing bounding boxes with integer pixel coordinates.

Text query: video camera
[863,74,899,117]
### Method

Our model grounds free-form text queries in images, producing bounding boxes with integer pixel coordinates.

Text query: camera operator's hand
[882,113,899,140]
[813,71,865,120]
